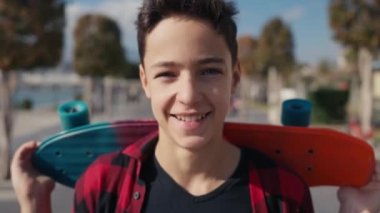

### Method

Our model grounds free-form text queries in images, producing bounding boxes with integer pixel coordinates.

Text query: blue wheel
[281,99,312,127]
[58,101,90,130]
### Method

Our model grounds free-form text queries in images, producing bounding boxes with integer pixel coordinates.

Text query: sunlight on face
[140,16,240,151]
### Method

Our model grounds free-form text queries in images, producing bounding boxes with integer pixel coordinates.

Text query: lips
[171,112,211,122]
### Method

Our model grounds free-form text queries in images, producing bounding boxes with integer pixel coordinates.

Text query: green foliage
[329,0,380,53]
[0,0,65,71]
[257,17,295,77]
[309,88,350,124]
[73,14,126,78]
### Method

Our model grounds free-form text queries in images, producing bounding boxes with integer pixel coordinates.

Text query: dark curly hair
[135,0,239,65]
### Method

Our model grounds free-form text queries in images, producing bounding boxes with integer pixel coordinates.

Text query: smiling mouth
[171,112,211,122]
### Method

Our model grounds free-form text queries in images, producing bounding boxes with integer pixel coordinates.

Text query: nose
[177,74,202,105]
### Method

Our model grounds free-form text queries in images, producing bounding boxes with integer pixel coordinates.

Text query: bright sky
[64,0,342,65]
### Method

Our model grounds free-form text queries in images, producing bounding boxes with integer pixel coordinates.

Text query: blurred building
[372,60,380,126]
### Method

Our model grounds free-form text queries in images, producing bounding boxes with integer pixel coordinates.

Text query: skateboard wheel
[58,101,90,130]
[281,99,312,127]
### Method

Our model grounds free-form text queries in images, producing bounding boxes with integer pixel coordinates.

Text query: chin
[175,135,213,151]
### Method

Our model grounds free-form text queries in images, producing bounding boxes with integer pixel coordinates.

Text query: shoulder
[244,147,308,187]
[73,151,134,212]
[86,151,131,175]
[93,150,132,168]
[75,151,132,191]
[244,148,303,178]
[243,148,312,207]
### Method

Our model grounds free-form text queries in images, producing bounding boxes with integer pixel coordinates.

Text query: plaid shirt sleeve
[72,151,132,213]
[247,148,314,213]
[72,133,158,213]
[259,167,313,212]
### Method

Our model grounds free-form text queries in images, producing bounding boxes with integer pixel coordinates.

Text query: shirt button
[133,192,140,200]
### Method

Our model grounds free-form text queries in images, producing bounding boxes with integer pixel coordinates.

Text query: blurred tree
[73,14,127,113]
[0,0,65,179]
[237,35,258,76]
[342,47,361,122]
[257,17,296,78]
[237,35,259,118]
[316,59,335,85]
[256,17,296,124]
[329,0,380,136]
[120,61,139,79]
[317,59,334,75]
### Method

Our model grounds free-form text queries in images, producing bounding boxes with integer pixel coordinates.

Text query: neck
[155,134,241,196]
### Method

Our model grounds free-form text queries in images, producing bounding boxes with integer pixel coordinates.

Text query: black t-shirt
[141,150,252,213]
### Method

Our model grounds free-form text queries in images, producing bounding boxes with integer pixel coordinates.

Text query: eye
[201,68,222,75]
[154,71,176,79]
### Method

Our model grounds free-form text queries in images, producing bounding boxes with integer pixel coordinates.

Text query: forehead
[143,16,231,67]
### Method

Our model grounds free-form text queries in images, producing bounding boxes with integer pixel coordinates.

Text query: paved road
[0,97,341,212]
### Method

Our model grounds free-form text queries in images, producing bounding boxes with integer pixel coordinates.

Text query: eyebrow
[197,57,226,65]
[151,61,178,68]
[151,57,226,68]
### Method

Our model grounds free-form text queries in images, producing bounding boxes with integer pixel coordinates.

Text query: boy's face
[140,16,240,150]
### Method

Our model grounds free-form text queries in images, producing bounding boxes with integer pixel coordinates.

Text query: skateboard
[32,99,375,188]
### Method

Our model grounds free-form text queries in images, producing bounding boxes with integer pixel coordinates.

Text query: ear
[231,62,241,94]
[139,64,151,98]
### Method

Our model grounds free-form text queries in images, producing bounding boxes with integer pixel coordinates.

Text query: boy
[10,0,380,212]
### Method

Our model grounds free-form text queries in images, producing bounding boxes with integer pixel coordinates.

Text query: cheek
[150,93,165,110]
[150,97,167,123]
[149,86,174,116]
[208,83,232,108]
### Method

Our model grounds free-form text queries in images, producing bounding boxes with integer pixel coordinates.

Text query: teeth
[175,113,208,122]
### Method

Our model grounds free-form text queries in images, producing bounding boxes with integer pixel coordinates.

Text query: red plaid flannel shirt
[73,130,314,213]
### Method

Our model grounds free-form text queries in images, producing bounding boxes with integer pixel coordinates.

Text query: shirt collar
[122,129,158,161]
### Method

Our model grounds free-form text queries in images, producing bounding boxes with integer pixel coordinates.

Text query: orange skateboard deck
[224,122,375,187]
